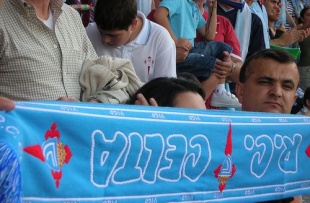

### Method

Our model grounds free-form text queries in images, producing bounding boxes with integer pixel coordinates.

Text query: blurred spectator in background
[297,6,310,91]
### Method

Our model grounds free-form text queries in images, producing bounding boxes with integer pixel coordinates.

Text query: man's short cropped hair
[94,0,137,31]
[239,49,298,83]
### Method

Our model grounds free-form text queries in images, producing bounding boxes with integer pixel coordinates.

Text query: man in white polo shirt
[86,0,176,83]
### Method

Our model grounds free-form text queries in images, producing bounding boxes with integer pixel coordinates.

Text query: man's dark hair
[177,72,201,86]
[239,49,297,83]
[303,86,310,106]
[94,0,137,31]
[127,77,205,107]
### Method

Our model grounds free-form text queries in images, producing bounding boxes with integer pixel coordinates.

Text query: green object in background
[270,44,301,60]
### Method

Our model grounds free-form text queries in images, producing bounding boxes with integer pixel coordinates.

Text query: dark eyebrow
[257,76,275,82]
[282,79,296,87]
[271,0,281,4]
[258,76,296,88]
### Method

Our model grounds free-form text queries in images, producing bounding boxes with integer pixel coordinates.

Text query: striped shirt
[0,0,97,101]
[285,0,295,30]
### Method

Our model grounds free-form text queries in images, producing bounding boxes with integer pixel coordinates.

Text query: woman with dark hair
[297,6,310,91]
[264,0,308,47]
[127,77,206,109]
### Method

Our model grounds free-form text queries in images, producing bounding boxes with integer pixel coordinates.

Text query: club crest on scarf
[23,122,72,188]
[214,123,236,192]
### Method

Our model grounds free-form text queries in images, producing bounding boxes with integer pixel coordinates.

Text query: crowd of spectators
[1,0,310,202]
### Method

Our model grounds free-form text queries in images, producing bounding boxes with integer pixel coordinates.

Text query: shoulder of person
[61,3,81,18]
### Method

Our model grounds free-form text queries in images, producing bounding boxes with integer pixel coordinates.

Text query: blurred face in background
[263,0,281,22]
[193,0,204,8]
[300,8,310,29]
[245,0,255,6]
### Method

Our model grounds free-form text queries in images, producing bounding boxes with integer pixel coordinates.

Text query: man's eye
[283,84,294,90]
[258,80,270,85]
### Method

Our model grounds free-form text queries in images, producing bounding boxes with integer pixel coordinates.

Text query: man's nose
[102,35,112,44]
[269,83,282,97]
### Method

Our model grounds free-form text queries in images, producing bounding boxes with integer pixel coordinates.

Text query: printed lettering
[244,134,301,178]
[251,118,261,123]
[60,106,78,112]
[244,134,274,178]
[91,130,127,187]
[279,118,288,123]
[113,133,143,183]
[142,134,164,183]
[222,118,232,122]
[189,115,201,121]
[91,131,211,187]
[275,134,302,173]
[245,189,255,196]
[182,195,194,201]
[152,113,165,119]
[159,135,187,181]
[145,198,157,203]
[110,110,125,116]
[183,134,211,182]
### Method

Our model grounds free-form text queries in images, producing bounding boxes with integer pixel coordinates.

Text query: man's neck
[25,0,50,20]
[268,21,275,29]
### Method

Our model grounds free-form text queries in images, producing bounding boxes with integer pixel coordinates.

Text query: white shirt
[136,0,152,16]
[86,11,176,83]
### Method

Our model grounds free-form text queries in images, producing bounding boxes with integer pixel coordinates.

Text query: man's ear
[131,19,138,30]
[294,92,298,103]
[235,82,244,104]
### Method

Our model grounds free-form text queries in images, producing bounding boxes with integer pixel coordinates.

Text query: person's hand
[176,47,189,63]
[300,27,310,41]
[175,38,192,51]
[277,23,286,32]
[56,97,80,102]
[294,23,309,41]
[0,97,15,111]
[206,0,217,8]
[279,24,305,46]
[134,93,158,106]
[214,51,232,79]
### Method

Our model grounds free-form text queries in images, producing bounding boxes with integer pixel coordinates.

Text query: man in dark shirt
[217,2,266,60]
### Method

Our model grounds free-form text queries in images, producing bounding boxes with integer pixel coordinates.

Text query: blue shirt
[159,0,206,45]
